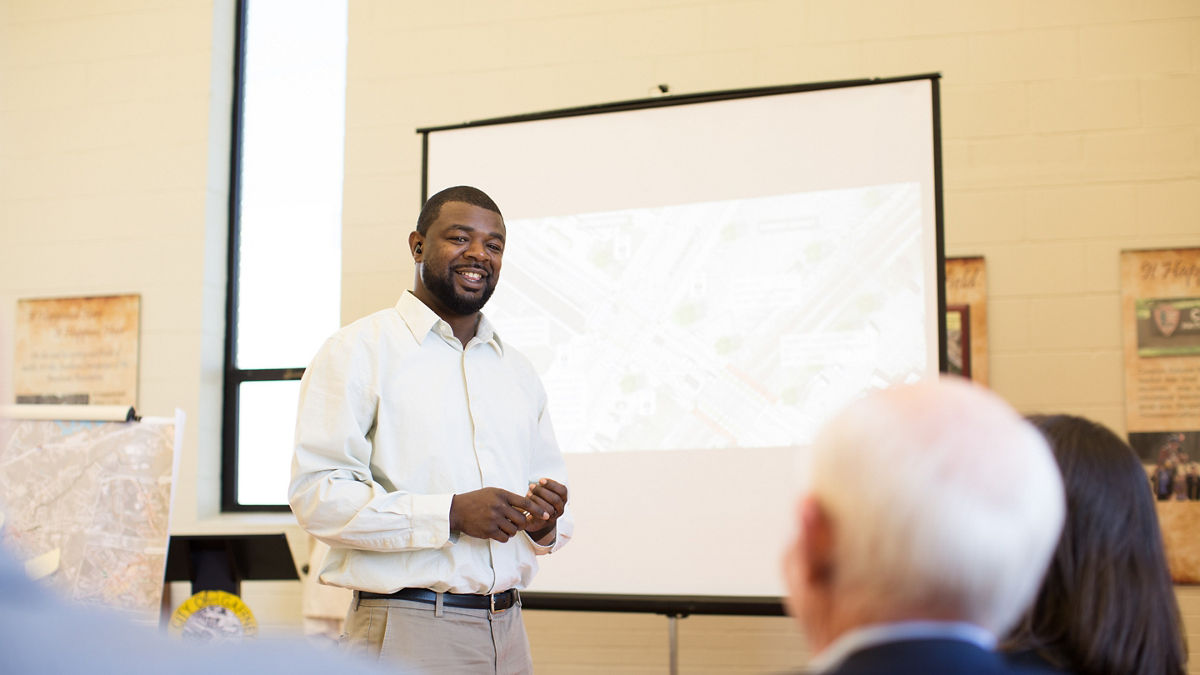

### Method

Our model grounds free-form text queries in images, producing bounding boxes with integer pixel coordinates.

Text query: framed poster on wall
[945,257,987,385]
[13,294,140,408]
[945,304,971,378]
[1120,247,1200,582]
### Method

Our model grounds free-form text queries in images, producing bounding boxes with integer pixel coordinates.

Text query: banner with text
[14,295,140,407]
[1121,248,1200,582]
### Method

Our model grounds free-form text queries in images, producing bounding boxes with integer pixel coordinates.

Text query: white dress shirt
[290,291,573,595]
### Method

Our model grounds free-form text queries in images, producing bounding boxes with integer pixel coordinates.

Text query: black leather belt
[359,587,519,612]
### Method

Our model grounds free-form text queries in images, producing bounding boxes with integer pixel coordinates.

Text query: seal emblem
[169,590,258,641]
[1153,302,1181,337]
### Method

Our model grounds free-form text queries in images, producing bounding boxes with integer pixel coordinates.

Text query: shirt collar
[395,291,504,355]
[809,620,996,673]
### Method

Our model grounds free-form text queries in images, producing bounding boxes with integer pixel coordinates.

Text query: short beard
[422,264,495,316]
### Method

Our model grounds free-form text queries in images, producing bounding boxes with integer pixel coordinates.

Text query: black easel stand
[164,534,298,597]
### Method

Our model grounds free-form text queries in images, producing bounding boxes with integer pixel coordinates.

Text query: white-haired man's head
[783,378,1065,651]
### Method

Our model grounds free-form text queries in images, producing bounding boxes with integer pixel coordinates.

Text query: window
[223,0,348,510]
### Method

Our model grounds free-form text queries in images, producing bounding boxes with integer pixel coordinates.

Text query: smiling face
[411,201,506,320]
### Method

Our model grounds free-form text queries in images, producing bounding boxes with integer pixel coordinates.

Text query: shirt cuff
[410,493,453,549]
[525,528,556,554]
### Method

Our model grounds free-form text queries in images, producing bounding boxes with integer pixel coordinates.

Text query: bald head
[787,378,1065,643]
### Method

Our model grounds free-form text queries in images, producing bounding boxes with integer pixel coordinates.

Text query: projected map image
[486,183,928,453]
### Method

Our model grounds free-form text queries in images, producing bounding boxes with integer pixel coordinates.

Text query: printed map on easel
[0,413,181,621]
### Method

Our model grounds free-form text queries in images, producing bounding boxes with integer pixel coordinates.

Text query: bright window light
[237,0,345,369]
[227,0,347,509]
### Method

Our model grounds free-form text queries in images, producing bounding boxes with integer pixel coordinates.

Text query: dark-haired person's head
[416,185,502,236]
[409,186,506,321]
[1004,414,1187,675]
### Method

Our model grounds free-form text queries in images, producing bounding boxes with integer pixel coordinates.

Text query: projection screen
[420,75,944,607]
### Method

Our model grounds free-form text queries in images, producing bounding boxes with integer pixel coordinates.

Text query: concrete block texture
[5,0,1200,670]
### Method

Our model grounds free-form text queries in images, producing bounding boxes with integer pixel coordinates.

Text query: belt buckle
[490,590,514,614]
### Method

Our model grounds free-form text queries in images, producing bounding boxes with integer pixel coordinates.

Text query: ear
[409,231,424,261]
[798,496,835,585]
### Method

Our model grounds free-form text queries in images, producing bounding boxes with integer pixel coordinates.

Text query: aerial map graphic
[0,416,179,621]
[487,183,929,453]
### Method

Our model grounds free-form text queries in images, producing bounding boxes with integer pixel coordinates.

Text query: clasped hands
[449,478,567,544]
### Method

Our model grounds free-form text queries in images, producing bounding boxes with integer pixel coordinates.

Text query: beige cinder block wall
[0,0,249,531]
[3,0,1199,672]
[343,0,1199,435]
[341,3,1197,672]
[0,0,299,632]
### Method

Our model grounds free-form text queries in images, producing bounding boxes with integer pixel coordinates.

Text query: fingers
[526,493,552,520]
[493,515,520,542]
[497,491,535,536]
[534,477,568,501]
[526,489,560,520]
[486,502,529,543]
[453,485,564,543]
[527,478,567,520]
[453,487,539,543]
[503,489,536,512]
[500,489,538,524]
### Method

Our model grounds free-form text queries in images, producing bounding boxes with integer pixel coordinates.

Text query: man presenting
[290,186,571,673]
[782,378,1064,674]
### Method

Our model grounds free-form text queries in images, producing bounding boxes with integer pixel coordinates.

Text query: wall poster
[945,304,971,378]
[945,257,988,385]
[13,294,140,407]
[1120,248,1200,582]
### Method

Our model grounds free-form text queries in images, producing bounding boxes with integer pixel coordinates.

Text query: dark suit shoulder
[1004,648,1074,674]
[826,638,1067,675]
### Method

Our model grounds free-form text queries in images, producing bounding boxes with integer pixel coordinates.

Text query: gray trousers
[343,593,533,674]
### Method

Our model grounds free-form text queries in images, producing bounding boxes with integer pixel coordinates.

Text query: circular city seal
[169,590,258,641]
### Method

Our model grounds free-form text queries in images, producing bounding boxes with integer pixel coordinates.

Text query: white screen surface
[424,78,941,598]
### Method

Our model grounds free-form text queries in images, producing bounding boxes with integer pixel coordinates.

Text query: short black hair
[416,186,502,235]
